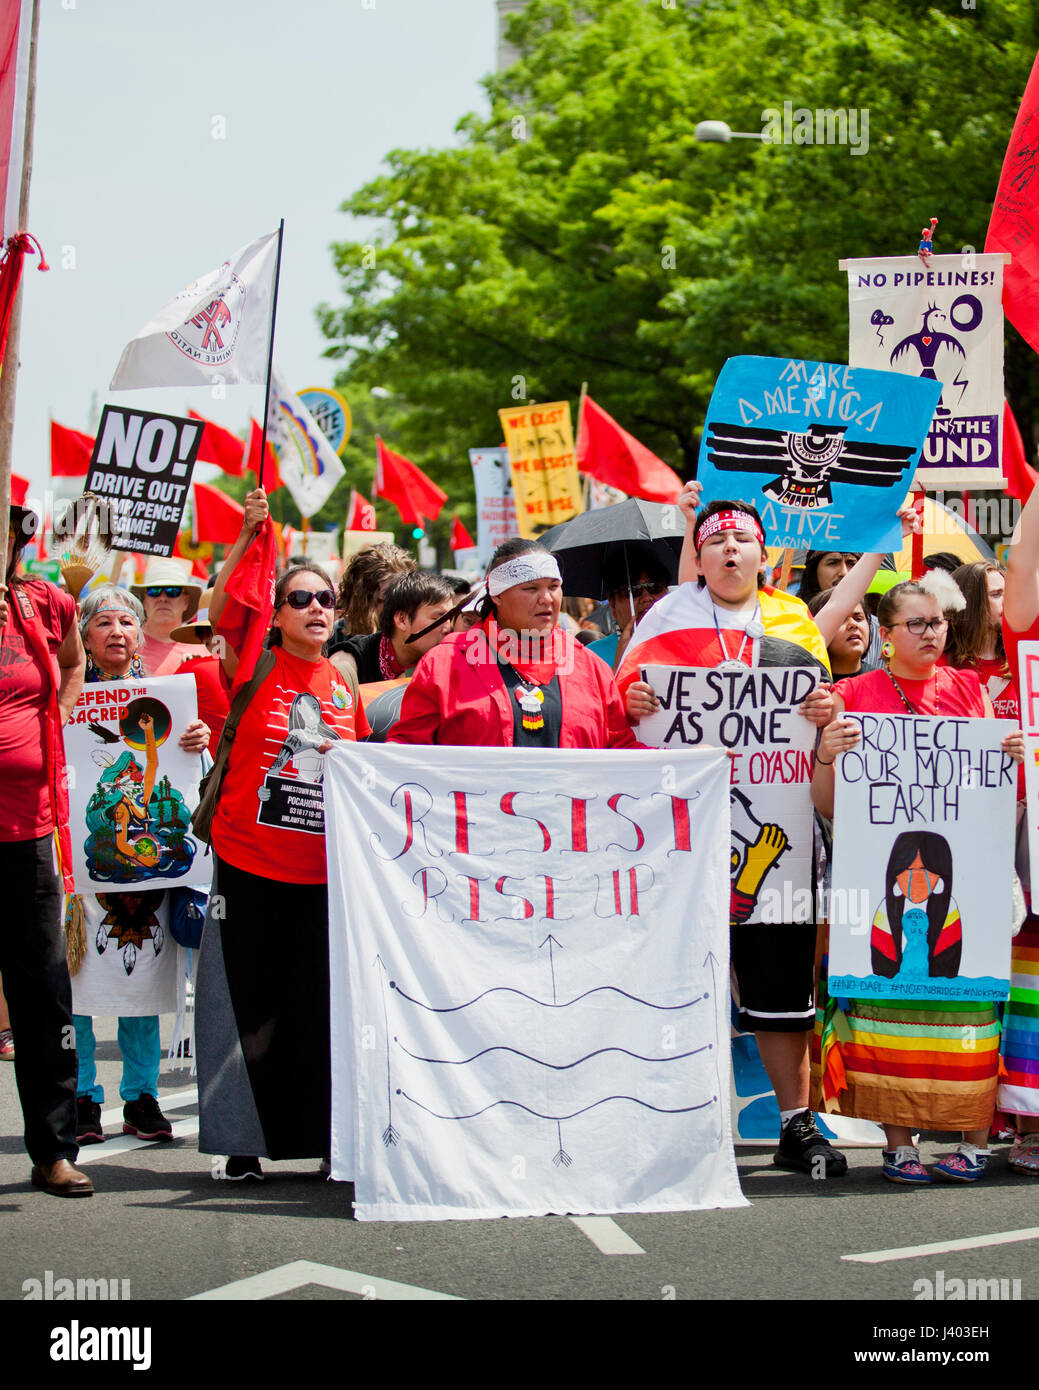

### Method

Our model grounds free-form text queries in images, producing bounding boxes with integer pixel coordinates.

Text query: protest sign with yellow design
[498,401,584,537]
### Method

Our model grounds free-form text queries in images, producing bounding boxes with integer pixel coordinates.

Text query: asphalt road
[2,1014,1036,1321]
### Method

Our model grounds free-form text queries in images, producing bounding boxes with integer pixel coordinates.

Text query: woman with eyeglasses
[811,572,1024,1186]
[130,560,206,677]
[196,490,370,1181]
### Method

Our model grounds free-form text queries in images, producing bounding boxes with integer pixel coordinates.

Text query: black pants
[216,857,331,1159]
[0,837,78,1164]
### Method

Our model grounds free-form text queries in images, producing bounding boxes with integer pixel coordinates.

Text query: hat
[131,557,204,621]
[9,503,39,545]
[170,587,216,643]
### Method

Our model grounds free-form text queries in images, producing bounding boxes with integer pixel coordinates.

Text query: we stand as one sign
[85,405,203,557]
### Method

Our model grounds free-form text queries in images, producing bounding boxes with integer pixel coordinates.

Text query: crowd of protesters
[2,472,1038,1199]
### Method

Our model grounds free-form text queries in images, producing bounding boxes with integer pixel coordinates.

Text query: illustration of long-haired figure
[870,831,961,979]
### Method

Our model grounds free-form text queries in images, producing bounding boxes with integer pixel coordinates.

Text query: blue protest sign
[695,356,942,553]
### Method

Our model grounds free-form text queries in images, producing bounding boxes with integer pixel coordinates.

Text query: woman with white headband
[388,537,637,749]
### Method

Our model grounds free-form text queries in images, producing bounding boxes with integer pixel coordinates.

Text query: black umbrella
[537,498,685,599]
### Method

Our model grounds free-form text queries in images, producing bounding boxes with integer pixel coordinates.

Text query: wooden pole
[0,0,41,577]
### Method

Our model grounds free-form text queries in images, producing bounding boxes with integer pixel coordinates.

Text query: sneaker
[0,1028,13,1060]
[882,1146,933,1185]
[76,1097,104,1145]
[1008,1134,1039,1175]
[773,1109,848,1177]
[934,1143,989,1183]
[122,1094,173,1141]
[222,1155,263,1181]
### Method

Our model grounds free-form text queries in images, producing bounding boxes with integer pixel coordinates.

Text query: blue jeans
[73,1014,160,1104]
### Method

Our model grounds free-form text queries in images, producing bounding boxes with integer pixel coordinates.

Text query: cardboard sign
[829,714,1016,1002]
[498,402,584,538]
[85,405,202,557]
[469,446,519,566]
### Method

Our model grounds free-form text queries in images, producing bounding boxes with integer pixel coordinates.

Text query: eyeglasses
[145,586,185,598]
[280,588,336,610]
[889,617,949,636]
[611,580,668,600]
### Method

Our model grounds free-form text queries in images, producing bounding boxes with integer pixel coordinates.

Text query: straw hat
[130,557,204,621]
[170,587,216,644]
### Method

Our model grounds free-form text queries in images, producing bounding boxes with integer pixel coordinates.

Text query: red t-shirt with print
[0,581,76,841]
[212,647,370,883]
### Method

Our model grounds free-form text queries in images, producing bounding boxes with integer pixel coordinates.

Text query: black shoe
[773,1109,848,1177]
[221,1155,263,1181]
[76,1097,104,1145]
[122,1094,173,1141]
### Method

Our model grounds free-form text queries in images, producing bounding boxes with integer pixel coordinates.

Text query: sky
[13,0,497,503]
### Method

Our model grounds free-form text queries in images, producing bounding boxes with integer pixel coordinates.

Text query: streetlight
[694,120,765,143]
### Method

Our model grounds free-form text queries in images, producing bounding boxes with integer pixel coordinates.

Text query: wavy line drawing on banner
[376,937,722,1168]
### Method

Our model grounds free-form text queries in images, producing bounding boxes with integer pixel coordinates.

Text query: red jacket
[388,627,639,749]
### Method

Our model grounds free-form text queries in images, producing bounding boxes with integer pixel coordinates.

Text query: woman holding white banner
[196,490,371,1181]
[388,538,638,750]
[68,585,210,1147]
[812,572,1023,1184]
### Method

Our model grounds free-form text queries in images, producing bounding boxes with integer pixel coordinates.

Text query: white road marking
[843,1227,1039,1264]
[569,1216,645,1255]
[187,1260,462,1301]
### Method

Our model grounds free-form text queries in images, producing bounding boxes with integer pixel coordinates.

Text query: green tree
[320,0,1039,502]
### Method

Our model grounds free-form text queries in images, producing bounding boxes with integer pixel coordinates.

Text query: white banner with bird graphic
[845,253,1005,486]
[324,742,745,1220]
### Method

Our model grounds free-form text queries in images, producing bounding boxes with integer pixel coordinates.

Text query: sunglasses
[280,588,336,610]
[889,617,948,636]
[145,586,186,598]
[611,580,667,600]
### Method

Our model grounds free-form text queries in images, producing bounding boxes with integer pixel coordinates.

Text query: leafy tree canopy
[319,0,1039,519]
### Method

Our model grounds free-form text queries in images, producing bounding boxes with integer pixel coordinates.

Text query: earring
[881,639,894,661]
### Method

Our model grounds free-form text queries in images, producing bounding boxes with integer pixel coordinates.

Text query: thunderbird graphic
[703,420,916,510]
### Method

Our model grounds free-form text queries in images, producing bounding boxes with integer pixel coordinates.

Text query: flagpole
[577,380,591,510]
[0,0,41,588]
[256,218,285,493]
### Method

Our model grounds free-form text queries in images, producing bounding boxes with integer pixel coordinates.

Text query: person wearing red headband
[617,485,844,1179]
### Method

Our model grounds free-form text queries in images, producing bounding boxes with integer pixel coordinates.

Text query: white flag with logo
[265,369,346,517]
[110,231,279,389]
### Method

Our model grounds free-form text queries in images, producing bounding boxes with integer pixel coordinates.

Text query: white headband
[487,553,562,597]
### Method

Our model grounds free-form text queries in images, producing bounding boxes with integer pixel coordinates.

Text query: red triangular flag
[346,488,378,532]
[1003,398,1037,502]
[987,51,1039,353]
[374,437,447,526]
[193,480,246,545]
[450,514,475,551]
[215,517,278,687]
[50,420,95,477]
[11,471,29,505]
[245,418,283,492]
[189,409,246,477]
[576,396,682,503]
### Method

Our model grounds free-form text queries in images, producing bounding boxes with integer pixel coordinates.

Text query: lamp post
[694,120,766,143]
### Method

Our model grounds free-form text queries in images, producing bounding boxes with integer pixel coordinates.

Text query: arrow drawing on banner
[539,935,571,1165]
[374,955,399,1148]
[703,949,723,1140]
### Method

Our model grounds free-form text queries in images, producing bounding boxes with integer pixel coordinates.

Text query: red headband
[694,509,765,551]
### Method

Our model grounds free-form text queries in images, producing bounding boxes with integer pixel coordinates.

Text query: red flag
[346,488,377,531]
[11,471,28,504]
[173,530,211,580]
[576,395,682,503]
[193,479,246,545]
[1003,398,1037,502]
[374,437,447,526]
[245,417,283,492]
[987,51,1039,353]
[450,514,475,551]
[50,419,95,477]
[215,517,277,687]
[189,409,246,477]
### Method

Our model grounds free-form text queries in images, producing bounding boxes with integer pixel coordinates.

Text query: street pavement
[2,1014,1037,1310]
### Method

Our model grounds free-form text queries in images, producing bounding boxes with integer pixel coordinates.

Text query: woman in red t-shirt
[945,562,1016,717]
[811,575,1023,1186]
[196,492,370,1181]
